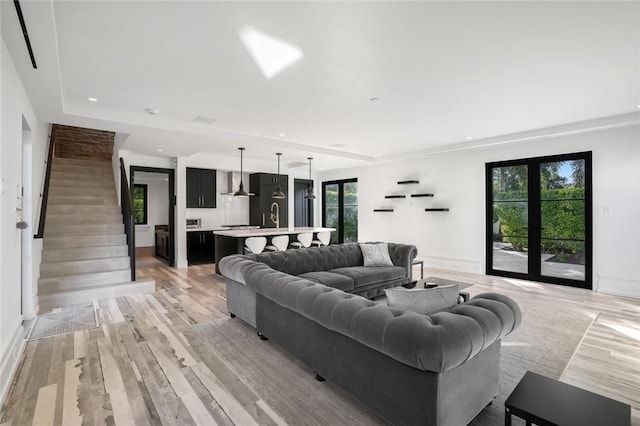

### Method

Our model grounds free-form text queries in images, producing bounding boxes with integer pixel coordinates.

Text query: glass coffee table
[413,276,473,301]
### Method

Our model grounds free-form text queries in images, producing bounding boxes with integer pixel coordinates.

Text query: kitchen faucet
[270,202,280,229]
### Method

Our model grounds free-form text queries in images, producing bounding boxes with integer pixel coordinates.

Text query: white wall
[134,176,169,247]
[318,125,640,299]
[0,39,48,405]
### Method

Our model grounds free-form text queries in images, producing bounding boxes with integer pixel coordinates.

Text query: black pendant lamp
[233,147,249,196]
[304,157,316,200]
[272,153,286,199]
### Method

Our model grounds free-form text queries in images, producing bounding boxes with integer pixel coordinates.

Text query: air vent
[287,161,307,168]
[193,116,216,124]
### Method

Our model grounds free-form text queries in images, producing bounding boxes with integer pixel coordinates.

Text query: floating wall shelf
[425,208,450,212]
[411,193,434,198]
[385,195,406,199]
[373,209,394,212]
[397,180,419,185]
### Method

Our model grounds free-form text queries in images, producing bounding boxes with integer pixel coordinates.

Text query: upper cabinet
[186,167,217,208]
[249,173,288,228]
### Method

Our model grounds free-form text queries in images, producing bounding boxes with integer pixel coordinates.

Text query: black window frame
[133,183,148,225]
[322,178,358,244]
[485,151,592,289]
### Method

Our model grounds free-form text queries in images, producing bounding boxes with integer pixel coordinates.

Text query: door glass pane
[324,184,339,244]
[540,160,586,281]
[491,165,528,274]
[343,182,358,243]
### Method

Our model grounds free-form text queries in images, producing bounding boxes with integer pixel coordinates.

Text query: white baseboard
[596,274,640,299]
[0,319,26,408]
[420,254,482,274]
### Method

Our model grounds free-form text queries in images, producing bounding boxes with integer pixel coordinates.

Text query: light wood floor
[1,257,639,425]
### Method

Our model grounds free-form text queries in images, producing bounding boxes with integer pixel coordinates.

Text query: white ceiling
[2,1,639,171]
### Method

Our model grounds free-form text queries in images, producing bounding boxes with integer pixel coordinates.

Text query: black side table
[505,371,630,426]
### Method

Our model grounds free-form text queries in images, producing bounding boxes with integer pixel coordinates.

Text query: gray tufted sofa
[218,246,522,426]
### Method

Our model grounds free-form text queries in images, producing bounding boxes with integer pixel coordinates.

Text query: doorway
[322,178,358,244]
[294,178,313,227]
[21,116,33,317]
[486,152,592,289]
[130,166,175,267]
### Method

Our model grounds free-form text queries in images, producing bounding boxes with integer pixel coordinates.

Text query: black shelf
[425,208,449,212]
[411,193,434,198]
[373,209,394,212]
[397,180,419,185]
[384,195,406,199]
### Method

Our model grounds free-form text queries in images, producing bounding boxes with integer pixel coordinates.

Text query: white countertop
[213,227,335,238]
[187,226,232,232]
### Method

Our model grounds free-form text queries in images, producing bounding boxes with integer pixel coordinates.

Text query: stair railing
[120,158,136,281]
[34,124,57,239]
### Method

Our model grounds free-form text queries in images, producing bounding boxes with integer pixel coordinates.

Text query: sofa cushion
[298,271,355,291]
[360,242,394,266]
[330,266,406,288]
[386,284,460,315]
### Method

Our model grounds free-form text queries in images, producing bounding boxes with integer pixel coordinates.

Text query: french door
[322,178,358,244]
[486,152,592,289]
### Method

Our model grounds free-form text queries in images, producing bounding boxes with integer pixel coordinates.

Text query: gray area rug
[194,293,593,425]
[28,302,98,341]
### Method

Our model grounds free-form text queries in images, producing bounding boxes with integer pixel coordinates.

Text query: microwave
[186,218,201,229]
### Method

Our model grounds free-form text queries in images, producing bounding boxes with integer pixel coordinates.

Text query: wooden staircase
[38,157,155,310]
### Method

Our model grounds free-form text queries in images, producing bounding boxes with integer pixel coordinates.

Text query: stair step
[44,223,124,236]
[38,278,156,311]
[43,234,127,249]
[40,256,131,277]
[51,163,112,172]
[47,194,118,206]
[46,214,123,225]
[49,178,115,189]
[38,269,132,292]
[47,205,120,215]
[53,158,112,168]
[42,245,129,262]
[48,187,116,197]
[50,167,114,176]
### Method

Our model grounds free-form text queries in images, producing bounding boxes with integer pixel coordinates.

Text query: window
[322,179,357,244]
[133,184,148,225]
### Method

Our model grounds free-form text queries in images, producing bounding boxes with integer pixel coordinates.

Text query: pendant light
[272,153,286,199]
[304,157,316,199]
[233,147,249,196]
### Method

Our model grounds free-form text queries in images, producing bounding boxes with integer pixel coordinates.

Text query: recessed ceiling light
[466,136,473,140]
[279,133,286,137]
[376,152,382,156]
[157,149,163,152]
[145,108,159,115]
[637,105,640,109]
[88,97,98,102]
[369,97,381,102]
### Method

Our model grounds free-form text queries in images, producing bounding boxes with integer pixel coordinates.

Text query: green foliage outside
[133,185,146,224]
[494,187,585,257]
[324,182,358,243]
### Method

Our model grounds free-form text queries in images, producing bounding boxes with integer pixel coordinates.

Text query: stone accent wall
[53,124,115,161]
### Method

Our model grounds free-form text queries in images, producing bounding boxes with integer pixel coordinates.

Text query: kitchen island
[214,227,335,272]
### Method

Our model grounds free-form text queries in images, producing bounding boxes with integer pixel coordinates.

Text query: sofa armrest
[387,243,418,278]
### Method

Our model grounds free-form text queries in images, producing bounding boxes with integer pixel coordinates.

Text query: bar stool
[311,231,330,247]
[265,235,289,251]
[244,237,267,254]
[290,232,312,249]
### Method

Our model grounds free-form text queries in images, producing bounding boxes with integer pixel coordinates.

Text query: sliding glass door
[323,179,358,244]
[486,152,592,289]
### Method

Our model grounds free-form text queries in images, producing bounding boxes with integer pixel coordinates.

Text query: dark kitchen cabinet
[187,231,215,265]
[249,173,288,228]
[186,168,217,208]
